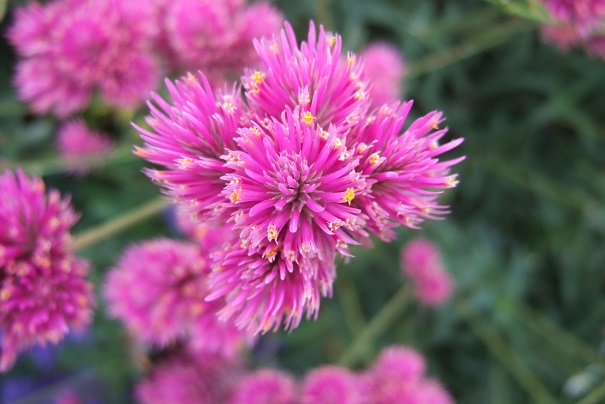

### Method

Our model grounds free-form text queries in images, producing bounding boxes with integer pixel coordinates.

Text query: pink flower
[228,368,297,404]
[365,345,455,404]
[136,348,244,404]
[153,0,283,81]
[301,366,364,404]
[103,238,247,356]
[542,0,605,31]
[243,22,371,134]
[352,104,464,240]
[400,237,454,307]
[360,42,406,108]
[206,243,335,334]
[134,73,244,224]
[0,170,94,372]
[8,0,159,117]
[55,120,114,176]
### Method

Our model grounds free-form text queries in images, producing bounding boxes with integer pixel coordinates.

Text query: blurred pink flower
[0,170,94,372]
[8,0,159,117]
[301,366,363,404]
[360,42,406,107]
[136,348,244,404]
[228,368,297,404]
[400,237,454,307]
[543,0,605,31]
[103,238,247,356]
[55,120,114,176]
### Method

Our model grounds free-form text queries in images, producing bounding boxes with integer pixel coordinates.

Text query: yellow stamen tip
[343,188,355,205]
[302,111,315,126]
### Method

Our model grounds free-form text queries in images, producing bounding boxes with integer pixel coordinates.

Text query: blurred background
[1,0,605,403]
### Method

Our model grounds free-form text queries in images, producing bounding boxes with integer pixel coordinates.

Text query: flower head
[8,0,159,117]
[55,120,114,176]
[103,238,247,355]
[228,368,297,404]
[0,170,94,371]
[301,366,363,404]
[360,42,406,108]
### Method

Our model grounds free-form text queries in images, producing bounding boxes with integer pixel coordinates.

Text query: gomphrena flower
[153,0,283,82]
[136,22,463,334]
[364,345,454,404]
[352,104,464,240]
[301,366,364,404]
[228,368,297,404]
[543,0,605,31]
[400,237,454,307]
[359,42,406,108]
[8,0,159,117]
[0,170,94,372]
[136,347,244,404]
[103,238,247,356]
[55,120,114,176]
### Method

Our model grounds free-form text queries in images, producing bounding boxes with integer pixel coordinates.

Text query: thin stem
[517,303,605,371]
[456,300,558,404]
[406,19,534,79]
[337,284,412,367]
[71,197,168,250]
[576,381,605,404]
[337,278,371,361]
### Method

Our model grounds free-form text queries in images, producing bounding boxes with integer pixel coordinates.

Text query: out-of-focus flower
[150,0,283,83]
[0,170,94,372]
[364,345,454,404]
[7,0,159,117]
[103,238,247,356]
[55,120,114,176]
[400,237,454,307]
[301,366,363,404]
[543,0,605,31]
[136,348,244,404]
[228,368,297,404]
[359,42,406,107]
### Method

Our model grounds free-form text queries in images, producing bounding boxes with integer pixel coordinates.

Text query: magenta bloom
[136,22,463,333]
[301,366,364,404]
[244,22,371,134]
[400,237,454,307]
[136,348,244,404]
[228,369,297,404]
[365,345,454,404]
[103,238,247,356]
[353,104,464,240]
[0,170,94,372]
[542,0,605,30]
[360,42,406,108]
[8,0,159,117]
[55,120,114,176]
[134,73,244,223]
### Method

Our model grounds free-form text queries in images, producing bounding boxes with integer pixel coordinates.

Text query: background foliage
[1,0,605,402]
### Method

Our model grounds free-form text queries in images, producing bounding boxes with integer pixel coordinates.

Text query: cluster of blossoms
[400,238,454,307]
[540,0,605,57]
[136,344,453,403]
[136,22,464,335]
[0,170,94,371]
[8,0,283,117]
[103,229,249,357]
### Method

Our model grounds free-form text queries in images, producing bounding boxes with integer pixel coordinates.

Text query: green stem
[71,197,168,250]
[576,381,605,404]
[337,278,371,361]
[517,303,605,371]
[337,284,412,367]
[406,19,534,79]
[456,300,558,404]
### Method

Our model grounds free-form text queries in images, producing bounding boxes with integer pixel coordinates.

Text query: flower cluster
[540,0,605,57]
[7,0,283,117]
[400,238,454,306]
[136,22,463,334]
[103,236,249,357]
[0,170,94,371]
[135,344,453,404]
[359,42,406,108]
